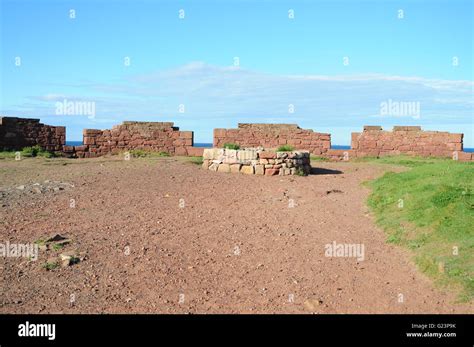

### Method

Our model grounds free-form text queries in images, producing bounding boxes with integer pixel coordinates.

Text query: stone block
[230,164,242,173]
[457,151,473,161]
[255,165,265,175]
[265,169,279,176]
[363,126,382,131]
[209,163,219,171]
[203,148,224,160]
[240,165,254,175]
[187,147,204,156]
[237,150,257,161]
[174,147,188,156]
[217,163,231,173]
[259,151,276,159]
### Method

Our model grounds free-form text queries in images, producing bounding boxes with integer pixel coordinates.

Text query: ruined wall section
[63,121,198,158]
[0,117,65,152]
[213,123,331,155]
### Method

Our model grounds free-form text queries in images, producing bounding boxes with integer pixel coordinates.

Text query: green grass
[0,151,18,159]
[34,239,46,246]
[355,155,447,167]
[43,260,59,271]
[310,155,329,162]
[0,145,55,159]
[52,243,65,251]
[223,143,240,150]
[366,156,474,301]
[179,156,203,165]
[276,145,294,152]
[129,149,170,158]
[21,145,56,158]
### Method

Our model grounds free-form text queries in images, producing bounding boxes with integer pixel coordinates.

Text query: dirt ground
[1,156,473,313]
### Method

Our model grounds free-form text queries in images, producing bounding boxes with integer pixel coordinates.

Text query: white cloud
[3,62,473,145]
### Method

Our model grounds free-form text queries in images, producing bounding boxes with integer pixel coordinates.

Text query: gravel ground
[0,156,472,313]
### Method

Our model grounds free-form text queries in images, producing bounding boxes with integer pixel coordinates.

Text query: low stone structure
[63,121,203,158]
[0,117,65,152]
[213,123,331,155]
[202,148,311,176]
[321,126,472,162]
[351,126,464,158]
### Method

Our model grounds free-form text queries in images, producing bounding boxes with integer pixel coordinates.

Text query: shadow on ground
[310,167,343,175]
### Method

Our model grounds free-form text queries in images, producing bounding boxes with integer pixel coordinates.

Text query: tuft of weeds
[310,155,329,162]
[129,149,170,158]
[43,260,59,271]
[276,145,294,152]
[223,143,240,150]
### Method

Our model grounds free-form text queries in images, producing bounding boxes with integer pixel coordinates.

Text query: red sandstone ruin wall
[351,126,464,158]
[0,117,65,152]
[213,123,331,155]
[63,121,201,158]
[1,117,471,161]
[325,125,471,162]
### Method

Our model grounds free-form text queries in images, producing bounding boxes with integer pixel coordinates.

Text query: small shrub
[21,145,55,158]
[129,149,148,158]
[223,143,240,150]
[34,239,46,246]
[52,243,64,251]
[43,260,59,271]
[277,145,294,152]
[188,156,203,165]
[21,146,39,157]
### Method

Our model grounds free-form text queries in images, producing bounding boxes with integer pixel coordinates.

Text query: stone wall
[0,117,65,152]
[202,148,311,176]
[63,121,202,158]
[350,126,467,159]
[1,117,472,161]
[213,123,331,155]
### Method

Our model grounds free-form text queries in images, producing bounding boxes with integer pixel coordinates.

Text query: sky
[1,0,473,146]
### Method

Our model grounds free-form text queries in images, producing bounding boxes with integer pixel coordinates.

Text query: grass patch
[355,155,446,167]
[223,143,240,150]
[129,149,170,158]
[21,145,55,158]
[367,156,474,301]
[43,260,59,271]
[0,145,55,159]
[34,239,46,246]
[310,155,329,162]
[179,156,203,165]
[0,151,18,159]
[276,145,294,152]
[52,243,65,251]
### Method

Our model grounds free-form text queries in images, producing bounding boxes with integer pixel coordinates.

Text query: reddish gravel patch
[0,156,472,313]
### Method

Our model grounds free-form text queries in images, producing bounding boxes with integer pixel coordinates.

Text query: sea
[65,142,474,152]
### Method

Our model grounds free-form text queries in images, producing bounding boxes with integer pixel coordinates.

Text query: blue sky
[1,0,473,146]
